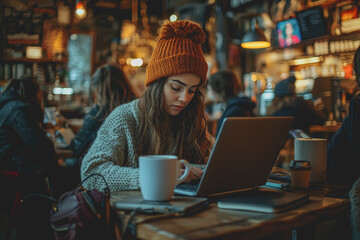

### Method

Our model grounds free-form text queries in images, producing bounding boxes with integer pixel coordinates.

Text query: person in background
[266,75,326,134]
[0,76,55,192]
[327,46,360,186]
[0,76,56,239]
[81,20,213,192]
[207,70,256,137]
[69,64,138,160]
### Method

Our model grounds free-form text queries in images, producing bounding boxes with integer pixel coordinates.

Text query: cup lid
[290,160,311,170]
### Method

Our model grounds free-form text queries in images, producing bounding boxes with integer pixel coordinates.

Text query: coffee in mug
[139,155,190,201]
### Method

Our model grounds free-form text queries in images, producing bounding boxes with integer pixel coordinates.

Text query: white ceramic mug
[295,138,327,182]
[139,155,191,201]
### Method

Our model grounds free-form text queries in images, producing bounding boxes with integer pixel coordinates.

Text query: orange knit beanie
[145,20,208,86]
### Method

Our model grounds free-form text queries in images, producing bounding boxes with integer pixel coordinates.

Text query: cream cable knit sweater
[81,99,206,192]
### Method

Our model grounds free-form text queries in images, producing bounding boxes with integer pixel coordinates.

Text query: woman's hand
[180,166,203,182]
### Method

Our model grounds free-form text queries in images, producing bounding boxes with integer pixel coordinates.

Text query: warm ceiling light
[75,1,87,20]
[291,56,322,65]
[126,58,143,67]
[241,19,271,49]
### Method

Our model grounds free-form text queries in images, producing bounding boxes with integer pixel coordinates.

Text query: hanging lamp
[241,18,271,49]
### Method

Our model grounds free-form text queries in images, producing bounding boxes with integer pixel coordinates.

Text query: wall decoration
[42,19,68,58]
[6,18,42,45]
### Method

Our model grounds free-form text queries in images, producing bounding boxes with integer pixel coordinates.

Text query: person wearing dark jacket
[266,76,326,134]
[69,64,138,159]
[0,76,55,186]
[0,76,56,239]
[208,70,256,137]
[327,46,360,186]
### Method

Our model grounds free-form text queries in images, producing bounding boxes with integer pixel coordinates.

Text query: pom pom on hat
[159,20,206,44]
[145,20,208,86]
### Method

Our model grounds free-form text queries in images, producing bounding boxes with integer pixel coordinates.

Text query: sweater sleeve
[81,104,140,192]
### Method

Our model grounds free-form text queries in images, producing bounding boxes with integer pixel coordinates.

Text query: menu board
[296,6,327,40]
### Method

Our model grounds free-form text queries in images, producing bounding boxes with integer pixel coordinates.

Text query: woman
[81,20,213,192]
[69,64,137,159]
[207,70,256,136]
[284,22,300,47]
[327,46,360,186]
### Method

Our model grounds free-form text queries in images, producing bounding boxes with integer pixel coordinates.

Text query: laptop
[217,187,309,213]
[174,117,294,197]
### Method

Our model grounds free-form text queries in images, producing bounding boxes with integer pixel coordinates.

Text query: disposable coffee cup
[290,160,311,188]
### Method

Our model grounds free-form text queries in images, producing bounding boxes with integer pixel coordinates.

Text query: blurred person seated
[0,76,56,195]
[207,70,256,137]
[267,76,326,169]
[266,75,326,135]
[327,46,360,186]
[0,76,56,239]
[68,64,138,160]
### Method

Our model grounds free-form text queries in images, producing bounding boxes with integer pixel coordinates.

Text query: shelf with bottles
[1,57,68,64]
[0,60,68,84]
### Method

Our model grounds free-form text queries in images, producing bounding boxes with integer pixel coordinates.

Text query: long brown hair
[91,64,137,120]
[137,78,212,164]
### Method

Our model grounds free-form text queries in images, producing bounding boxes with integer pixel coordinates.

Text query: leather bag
[49,174,117,240]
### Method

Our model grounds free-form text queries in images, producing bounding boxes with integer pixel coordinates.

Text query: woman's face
[162,73,201,116]
[285,23,293,36]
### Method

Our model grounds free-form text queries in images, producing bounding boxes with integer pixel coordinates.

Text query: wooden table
[55,147,74,167]
[111,183,350,240]
[309,124,341,140]
[55,148,74,159]
[309,124,341,134]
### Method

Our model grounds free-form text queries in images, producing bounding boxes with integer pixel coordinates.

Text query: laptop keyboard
[176,180,199,193]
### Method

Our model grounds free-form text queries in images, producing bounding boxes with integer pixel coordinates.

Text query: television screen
[277,18,302,48]
[296,6,327,40]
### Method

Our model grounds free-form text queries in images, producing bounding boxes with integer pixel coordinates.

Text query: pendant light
[75,0,87,20]
[241,18,270,49]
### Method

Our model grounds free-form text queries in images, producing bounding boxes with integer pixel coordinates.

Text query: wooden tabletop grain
[111,182,350,240]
